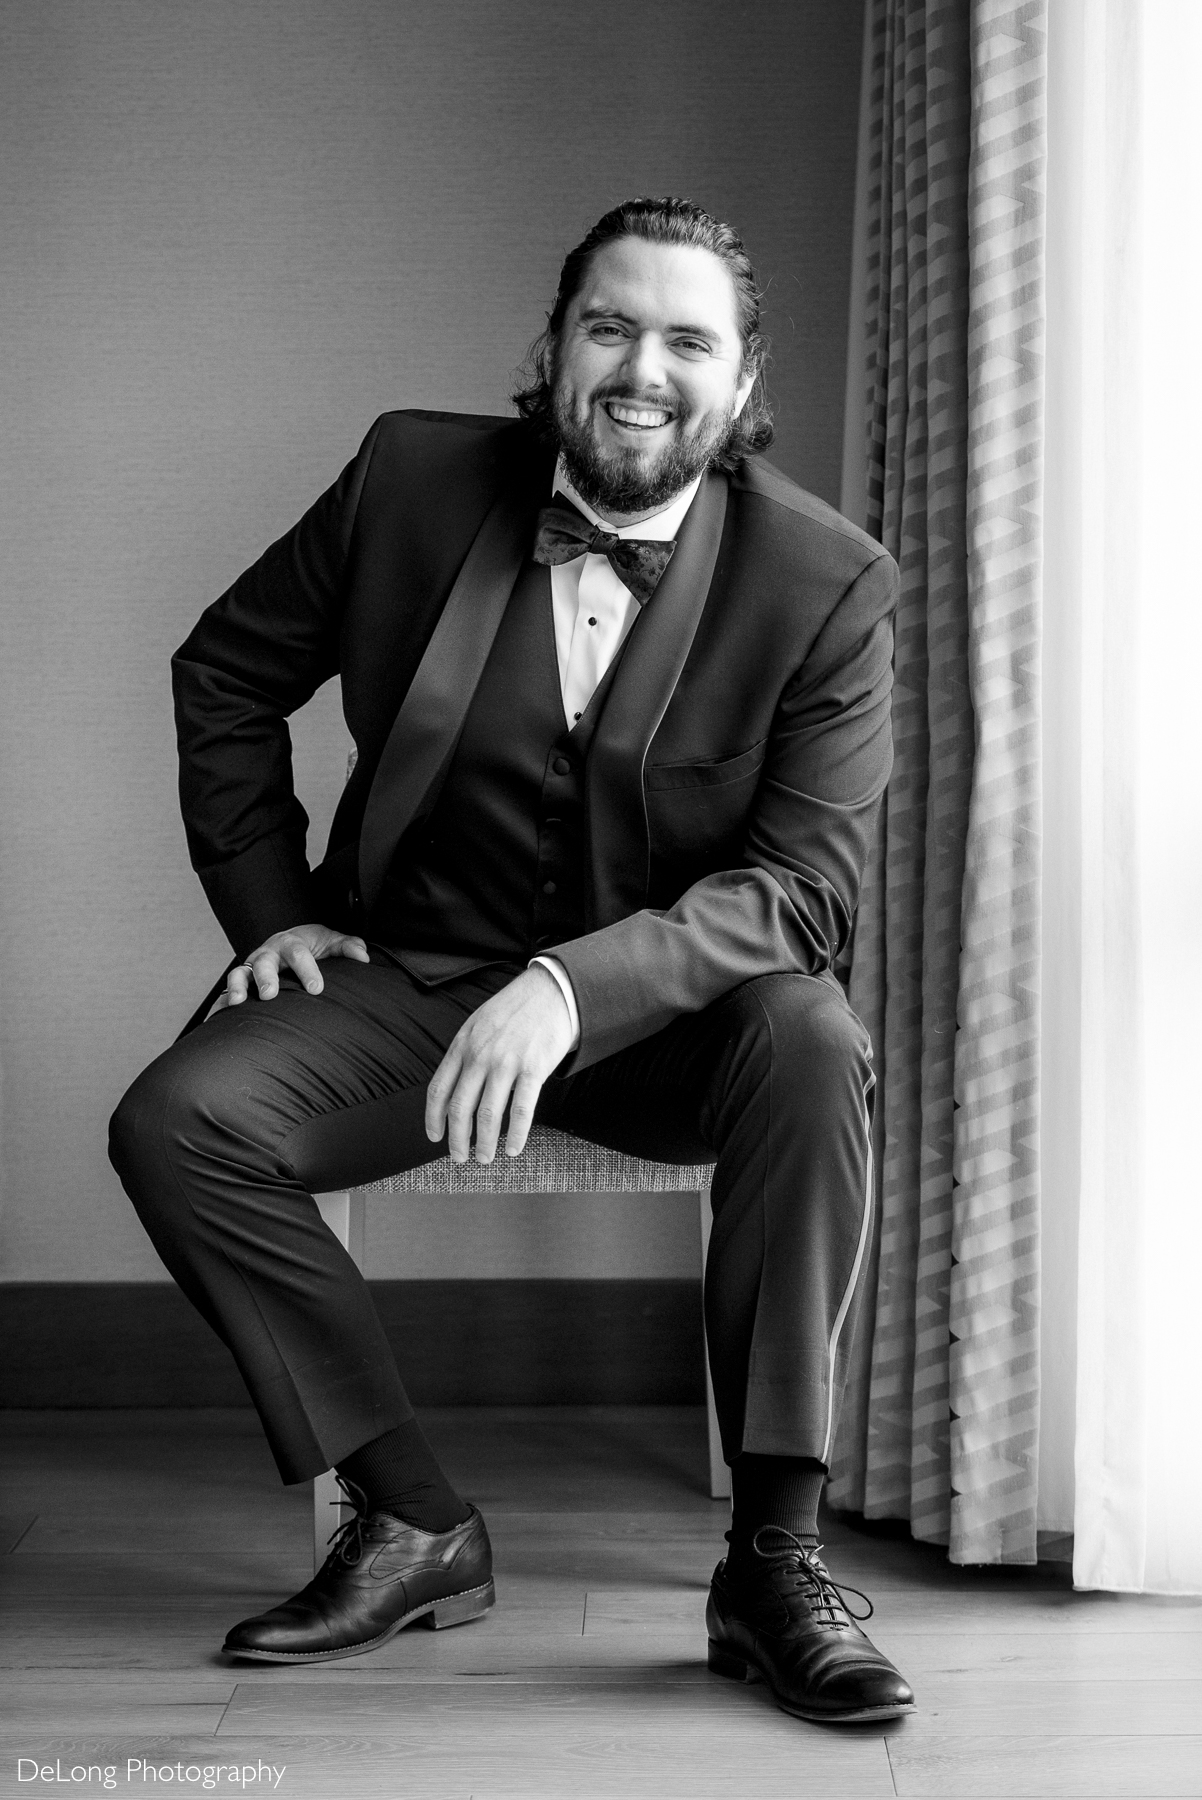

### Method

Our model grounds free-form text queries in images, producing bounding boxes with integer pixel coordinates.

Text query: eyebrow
[578,305,720,341]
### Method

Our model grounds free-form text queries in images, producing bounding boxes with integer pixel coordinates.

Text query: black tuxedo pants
[109,958,875,1484]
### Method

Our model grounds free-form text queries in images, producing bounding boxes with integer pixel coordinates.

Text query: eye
[589,323,626,341]
[674,336,712,356]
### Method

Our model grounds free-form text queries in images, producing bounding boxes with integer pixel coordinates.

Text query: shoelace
[750,1525,875,1629]
[324,1475,371,1566]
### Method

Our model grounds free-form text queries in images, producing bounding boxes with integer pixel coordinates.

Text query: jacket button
[542,880,557,896]
[553,756,571,776]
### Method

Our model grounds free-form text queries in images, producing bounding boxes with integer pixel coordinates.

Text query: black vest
[373,560,621,972]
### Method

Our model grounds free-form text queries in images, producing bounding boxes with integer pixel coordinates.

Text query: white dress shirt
[530,459,703,1049]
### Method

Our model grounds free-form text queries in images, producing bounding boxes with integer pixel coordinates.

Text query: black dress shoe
[706,1527,916,1724]
[223,1494,494,1663]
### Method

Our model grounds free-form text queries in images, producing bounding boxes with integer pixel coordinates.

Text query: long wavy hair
[512,196,774,472]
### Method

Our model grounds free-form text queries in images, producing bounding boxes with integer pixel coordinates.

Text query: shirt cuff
[529,955,582,1051]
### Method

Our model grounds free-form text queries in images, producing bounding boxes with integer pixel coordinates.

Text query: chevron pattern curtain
[829,0,1046,1566]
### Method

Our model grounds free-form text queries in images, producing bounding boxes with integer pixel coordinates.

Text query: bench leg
[312,1190,366,1570]
[698,1180,731,1501]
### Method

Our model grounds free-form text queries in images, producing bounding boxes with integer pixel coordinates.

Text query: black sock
[336,1419,471,1534]
[727,1453,826,1575]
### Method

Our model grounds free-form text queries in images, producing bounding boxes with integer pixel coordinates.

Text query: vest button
[542,880,558,896]
[553,756,572,776]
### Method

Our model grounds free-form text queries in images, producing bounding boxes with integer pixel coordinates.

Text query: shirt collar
[552,455,702,543]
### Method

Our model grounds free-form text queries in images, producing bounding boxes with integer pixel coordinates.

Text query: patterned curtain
[829,0,1046,1566]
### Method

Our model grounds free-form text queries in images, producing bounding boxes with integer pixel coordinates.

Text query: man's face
[549,236,757,520]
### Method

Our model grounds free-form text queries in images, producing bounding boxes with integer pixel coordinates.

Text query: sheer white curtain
[1043,0,1202,1594]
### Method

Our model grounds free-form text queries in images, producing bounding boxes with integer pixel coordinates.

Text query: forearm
[194,830,319,960]
[549,861,853,1073]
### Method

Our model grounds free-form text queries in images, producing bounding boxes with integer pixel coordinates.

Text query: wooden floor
[2,1409,1200,1800]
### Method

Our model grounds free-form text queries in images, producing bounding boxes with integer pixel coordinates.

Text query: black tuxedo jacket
[173,411,897,1072]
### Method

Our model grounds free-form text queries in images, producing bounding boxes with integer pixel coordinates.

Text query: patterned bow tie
[532,499,677,607]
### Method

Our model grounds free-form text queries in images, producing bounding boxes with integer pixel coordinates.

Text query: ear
[733,360,758,420]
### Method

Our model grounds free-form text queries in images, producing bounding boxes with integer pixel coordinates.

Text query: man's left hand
[425,966,574,1164]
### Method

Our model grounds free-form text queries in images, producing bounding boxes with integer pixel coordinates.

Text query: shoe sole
[223,1578,495,1663]
[707,1637,917,1724]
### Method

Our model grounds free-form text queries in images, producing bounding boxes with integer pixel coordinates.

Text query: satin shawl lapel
[359,479,542,910]
[586,469,729,925]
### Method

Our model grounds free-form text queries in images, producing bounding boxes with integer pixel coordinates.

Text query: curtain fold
[831,0,1046,1566]
[950,0,1045,1566]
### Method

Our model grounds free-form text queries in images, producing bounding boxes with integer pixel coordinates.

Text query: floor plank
[581,1583,1202,1636]
[1,1702,229,1733]
[887,1733,1202,1798]
[883,1678,1202,1738]
[866,1629,1202,1681]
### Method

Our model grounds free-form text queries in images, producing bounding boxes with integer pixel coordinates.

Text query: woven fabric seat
[362,1124,713,1195]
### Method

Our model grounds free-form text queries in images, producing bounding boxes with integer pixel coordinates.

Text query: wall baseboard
[1,1280,705,1407]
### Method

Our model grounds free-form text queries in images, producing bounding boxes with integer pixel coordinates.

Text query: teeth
[606,403,671,428]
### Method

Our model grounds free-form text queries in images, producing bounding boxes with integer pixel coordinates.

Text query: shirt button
[553,756,571,776]
[588,617,597,627]
[542,880,558,896]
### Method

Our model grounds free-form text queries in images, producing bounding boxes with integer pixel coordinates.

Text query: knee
[108,1057,180,1185]
[729,974,870,1091]
[109,1043,228,1189]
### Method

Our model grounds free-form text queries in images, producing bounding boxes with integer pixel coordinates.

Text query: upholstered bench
[312,1127,721,1569]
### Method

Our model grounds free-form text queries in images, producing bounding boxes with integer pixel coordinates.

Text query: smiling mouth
[602,400,675,431]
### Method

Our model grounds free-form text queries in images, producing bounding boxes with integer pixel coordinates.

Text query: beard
[550,380,739,515]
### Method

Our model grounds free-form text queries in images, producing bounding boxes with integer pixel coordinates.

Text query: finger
[425,1042,465,1143]
[225,965,252,1007]
[473,1067,517,1165]
[503,1072,542,1158]
[281,940,324,996]
[204,992,232,1022]
[333,936,371,964]
[250,949,283,1000]
[445,1062,488,1165]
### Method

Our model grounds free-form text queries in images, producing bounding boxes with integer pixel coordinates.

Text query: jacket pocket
[645,738,768,792]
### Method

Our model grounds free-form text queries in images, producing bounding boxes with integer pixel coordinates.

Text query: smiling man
[109,197,911,1724]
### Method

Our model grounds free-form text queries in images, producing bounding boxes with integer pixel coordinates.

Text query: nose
[620,330,670,394]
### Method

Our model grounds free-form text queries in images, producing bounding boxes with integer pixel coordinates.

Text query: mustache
[592,387,680,416]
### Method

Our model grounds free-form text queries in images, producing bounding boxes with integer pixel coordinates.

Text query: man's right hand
[205,925,370,1018]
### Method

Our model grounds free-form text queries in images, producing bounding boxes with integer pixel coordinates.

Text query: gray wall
[0,0,864,1282]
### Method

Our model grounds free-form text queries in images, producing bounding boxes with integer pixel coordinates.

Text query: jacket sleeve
[550,549,898,1072]
[171,420,381,956]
